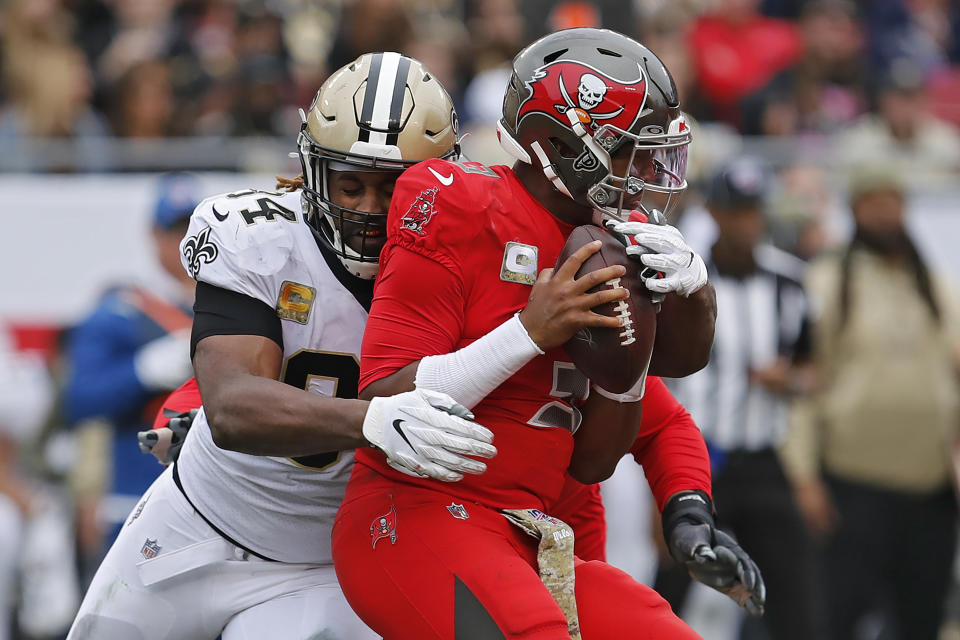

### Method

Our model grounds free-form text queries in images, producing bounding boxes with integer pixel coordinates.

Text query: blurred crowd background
[2,0,960,639]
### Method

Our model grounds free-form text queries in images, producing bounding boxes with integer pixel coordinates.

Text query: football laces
[606,277,635,346]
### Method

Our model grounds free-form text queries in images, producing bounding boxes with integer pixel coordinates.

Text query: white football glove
[612,221,708,297]
[362,388,497,482]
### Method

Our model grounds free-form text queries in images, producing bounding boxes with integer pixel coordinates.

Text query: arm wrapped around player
[661,490,766,616]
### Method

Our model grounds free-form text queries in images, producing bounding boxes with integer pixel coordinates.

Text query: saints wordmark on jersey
[177,188,366,564]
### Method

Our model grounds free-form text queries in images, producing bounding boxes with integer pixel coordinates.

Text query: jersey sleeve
[179,190,302,308]
[629,376,712,511]
[359,246,464,390]
[358,159,498,390]
[380,158,494,277]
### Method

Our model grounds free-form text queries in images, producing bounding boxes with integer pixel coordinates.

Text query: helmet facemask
[497,28,692,228]
[298,120,409,280]
[583,119,691,226]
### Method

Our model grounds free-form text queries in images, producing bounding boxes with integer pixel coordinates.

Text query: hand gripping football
[556,225,657,394]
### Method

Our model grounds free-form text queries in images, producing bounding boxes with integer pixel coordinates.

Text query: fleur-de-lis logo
[182,227,219,278]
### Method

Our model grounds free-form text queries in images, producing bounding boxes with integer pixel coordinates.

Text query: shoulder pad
[387,159,503,260]
[180,189,304,305]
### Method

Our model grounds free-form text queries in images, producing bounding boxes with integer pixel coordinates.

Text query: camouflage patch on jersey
[275,281,316,324]
[500,242,538,285]
[502,508,581,640]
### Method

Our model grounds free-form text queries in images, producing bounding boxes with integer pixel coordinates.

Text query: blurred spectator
[662,157,823,640]
[327,0,415,73]
[402,14,471,110]
[109,59,175,138]
[63,173,200,571]
[741,0,867,136]
[0,334,79,640]
[642,4,698,104]
[231,54,294,136]
[687,0,803,126]
[0,0,110,169]
[0,43,112,170]
[460,0,526,162]
[94,0,179,85]
[835,60,960,187]
[228,8,295,136]
[782,162,960,640]
[862,0,960,77]
[765,163,840,259]
[519,0,635,39]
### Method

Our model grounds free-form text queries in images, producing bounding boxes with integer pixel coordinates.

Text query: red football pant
[332,467,701,640]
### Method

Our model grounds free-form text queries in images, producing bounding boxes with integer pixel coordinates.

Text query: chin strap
[529,141,572,198]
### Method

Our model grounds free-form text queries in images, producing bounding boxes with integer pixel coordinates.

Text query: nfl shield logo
[140,538,161,560]
[446,503,469,520]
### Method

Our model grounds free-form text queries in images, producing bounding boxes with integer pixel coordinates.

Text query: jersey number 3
[280,350,360,470]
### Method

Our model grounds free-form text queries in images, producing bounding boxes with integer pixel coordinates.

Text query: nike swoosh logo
[427,166,454,186]
[212,204,229,222]
[392,419,415,450]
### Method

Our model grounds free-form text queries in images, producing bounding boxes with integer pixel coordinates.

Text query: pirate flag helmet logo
[516,61,647,135]
[499,28,692,223]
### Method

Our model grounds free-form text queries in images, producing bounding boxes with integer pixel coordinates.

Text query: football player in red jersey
[333,28,765,639]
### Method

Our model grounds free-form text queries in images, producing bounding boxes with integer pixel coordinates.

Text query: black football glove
[137,409,198,466]
[661,490,766,616]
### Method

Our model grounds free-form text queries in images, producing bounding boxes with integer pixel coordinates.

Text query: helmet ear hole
[549,137,578,159]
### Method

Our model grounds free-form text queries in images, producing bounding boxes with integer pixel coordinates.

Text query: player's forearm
[568,394,643,484]
[202,374,369,456]
[633,410,712,511]
[649,282,716,377]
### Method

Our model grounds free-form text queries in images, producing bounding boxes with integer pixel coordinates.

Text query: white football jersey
[177,188,367,564]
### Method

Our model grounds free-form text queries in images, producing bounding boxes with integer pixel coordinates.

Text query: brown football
[556,225,657,394]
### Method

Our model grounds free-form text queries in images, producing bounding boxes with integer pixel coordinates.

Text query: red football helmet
[498,28,691,223]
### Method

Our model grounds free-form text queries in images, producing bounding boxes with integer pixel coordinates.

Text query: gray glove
[662,490,766,616]
[137,409,197,466]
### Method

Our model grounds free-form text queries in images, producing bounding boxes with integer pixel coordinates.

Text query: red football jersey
[151,377,201,431]
[358,159,586,509]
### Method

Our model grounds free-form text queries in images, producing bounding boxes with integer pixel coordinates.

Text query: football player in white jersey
[67,53,495,640]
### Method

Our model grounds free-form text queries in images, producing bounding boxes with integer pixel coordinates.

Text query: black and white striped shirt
[666,244,811,451]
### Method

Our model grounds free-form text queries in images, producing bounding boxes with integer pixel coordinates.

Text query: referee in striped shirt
[660,158,822,639]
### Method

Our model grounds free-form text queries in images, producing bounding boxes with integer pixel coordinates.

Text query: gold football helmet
[297,52,459,279]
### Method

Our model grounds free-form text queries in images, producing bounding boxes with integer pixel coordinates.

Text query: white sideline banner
[1,174,960,324]
[0,173,277,324]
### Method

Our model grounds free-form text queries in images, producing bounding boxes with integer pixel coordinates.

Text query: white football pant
[67,466,378,640]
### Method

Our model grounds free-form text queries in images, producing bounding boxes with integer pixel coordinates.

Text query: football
[556,225,658,394]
